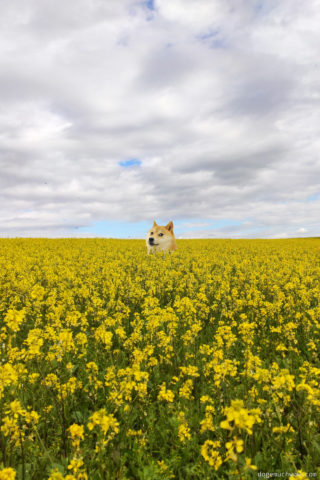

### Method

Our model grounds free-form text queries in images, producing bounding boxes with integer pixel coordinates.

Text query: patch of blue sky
[145,0,155,11]
[78,220,151,238]
[143,0,156,19]
[78,218,246,239]
[119,158,142,168]
[196,29,220,41]
[196,29,227,49]
[307,193,319,202]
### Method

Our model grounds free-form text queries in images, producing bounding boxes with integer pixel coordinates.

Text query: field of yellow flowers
[1,238,320,479]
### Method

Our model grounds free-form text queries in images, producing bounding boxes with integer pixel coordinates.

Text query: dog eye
[158,233,163,236]
[150,232,153,235]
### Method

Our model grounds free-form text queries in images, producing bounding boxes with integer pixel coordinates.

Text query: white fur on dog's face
[146,220,176,254]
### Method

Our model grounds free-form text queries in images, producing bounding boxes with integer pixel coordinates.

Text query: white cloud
[0,0,320,237]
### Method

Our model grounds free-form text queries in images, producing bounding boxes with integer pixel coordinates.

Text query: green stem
[19,429,25,480]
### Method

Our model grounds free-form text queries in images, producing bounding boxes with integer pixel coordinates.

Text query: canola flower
[201,440,223,470]
[0,237,320,479]
[0,468,16,480]
[68,424,84,448]
[220,399,262,434]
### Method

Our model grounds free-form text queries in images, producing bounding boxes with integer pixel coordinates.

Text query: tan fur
[146,220,177,255]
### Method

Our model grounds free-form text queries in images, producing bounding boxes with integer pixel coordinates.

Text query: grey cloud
[170,144,285,177]
[0,0,320,237]
[137,46,197,89]
[230,72,295,117]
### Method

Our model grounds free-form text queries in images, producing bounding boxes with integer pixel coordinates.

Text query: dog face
[146,220,177,254]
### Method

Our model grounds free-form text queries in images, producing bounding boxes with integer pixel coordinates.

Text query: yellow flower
[25,410,40,425]
[158,383,175,402]
[200,405,215,433]
[244,457,257,471]
[4,308,25,332]
[48,471,64,480]
[179,365,200,377]
[28,373,40,384]
[1,416,18,439]
[94,326,113,350]
[6,399,25,417]
[225,437,244,462]
[200,395,213,404]
[86,362,98,373]
[177,412,191,442]
[68,457,84,473]
[0,467,16,480]
[179,379,193,400]
[178,423,191,442]
[1,236,320,475]
[87,409,119,445]
[25,328,44,357]
[272,424,294,434]
[220,399,261,434]
[66,362,74,372]
[69,424,84,448]
[201,440,223,470]
[226,437,243,454]
[0,363,18,399]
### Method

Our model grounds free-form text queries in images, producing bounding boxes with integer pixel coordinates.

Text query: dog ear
[153,220,157,227]
[166,221,173,231]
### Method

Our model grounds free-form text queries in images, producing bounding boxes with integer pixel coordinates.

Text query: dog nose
[149,237,154,244]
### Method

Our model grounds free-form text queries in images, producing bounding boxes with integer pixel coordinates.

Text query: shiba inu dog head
[146,220,177,254]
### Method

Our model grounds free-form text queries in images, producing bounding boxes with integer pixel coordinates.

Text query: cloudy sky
[1,0,319,239]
